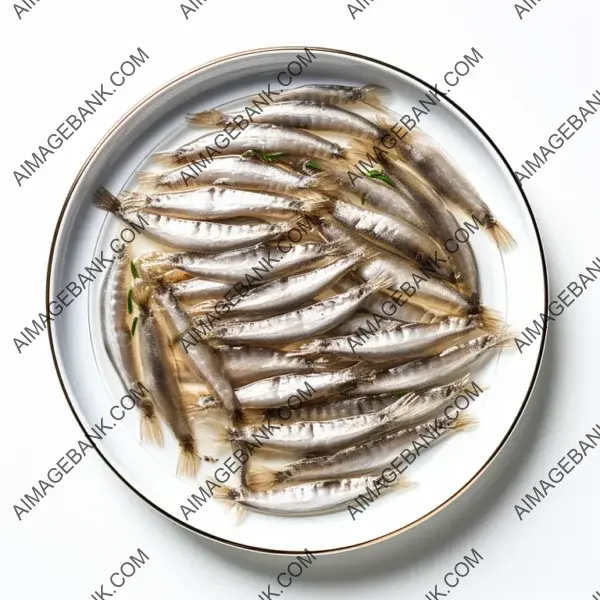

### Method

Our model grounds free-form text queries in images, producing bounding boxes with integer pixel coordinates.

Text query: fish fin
[359,84,393,110]
[488,218,516,251]
[309,356,352,372]
[93,186,121,214]
[298,194,335,215]
[450,414,478,432]
[246,465,283,491]
[176,437,203,478]
[212,486,247,523]
[477,306,510,335]
[189,300,218,316]
[203,415,234,448]
[364,272,394,295]
[307,172,341,195]
[345,361,377,386]
[490,328,518,349]
[139,409,164,446]
[376,474,414,492]
[186,109,226,127]
[151,150,191,168]
[347,136,383,167]
[159,269,191,285]
[349,243,380,265]
[130,279,154,311]
[119,190,149,214]
[134,171,162,190]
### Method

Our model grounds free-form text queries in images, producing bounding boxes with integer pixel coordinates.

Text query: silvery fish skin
[189,250,369,317]
[118,210,309,253]
[293,316,480,360]
[99,246,161,444]
[331,199,454,280]
[318,218,439,323]
[153,284,243,423]
[273,84,390,106]
[134,288,203,475]
[329,312,398,335]
[153,123,347,167]
[117,186,330,221]
[188,102,386,141]
[218,345,337,387]
[200,274,392,345]
[215,472,408,517]
[348,334,511,397]
[379,153,480,299]
[170,277,232,303]
[255,399,469,488]
[228,381,461,453]
[395,129,515,249]
[137,238,340,283]
[201,363,371,410]
[340,171,429,231]
[136,155,328,193]
[263,393,399,423]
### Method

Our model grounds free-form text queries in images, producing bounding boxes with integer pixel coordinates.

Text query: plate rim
[46,45,549,556]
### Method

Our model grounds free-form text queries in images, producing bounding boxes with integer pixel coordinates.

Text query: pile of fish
[94,82,516,519]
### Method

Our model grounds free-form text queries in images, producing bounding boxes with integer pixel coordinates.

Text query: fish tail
[346,360,377,386]
[151,149,189,168]
[298,194,334,215]
[490,326,519,349]
[176,437,203,478]
[450,414,478,432]
[246,465,286,491]
[477,306,510,335]
[307,172,340,195]
[327,235,360,257]
[359,84,393,109]
[134,171,162,190]
[350,243,380,265]
[130,279,153,310]
[379,475,414,493]
[93,186,121,214]
[347,136,383,167]
[488,217,516,251]
[139,403,164,446]
[189,300,218,316]
[309,356,351,372]
[364,272,394,295]
[212,486,247,523]
[205,415,234,448]
[119,190,148,214]
[186,109,226,127]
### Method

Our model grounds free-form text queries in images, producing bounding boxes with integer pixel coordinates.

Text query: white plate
[47,47,548,555]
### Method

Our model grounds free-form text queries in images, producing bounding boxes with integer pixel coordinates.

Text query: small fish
[213,472,410,518]
[153,283,244,425]
[249,405,474,490]
[115,187,331,221]
[393,129,515,249]
[136,238,345,283]
[135,155,337,194]
[222,378,468,454]
[193,274,393,345]
[262,393,399,423]
[93,187,314,253]
[152,123,349,167]
[273,83,391,106]
[132,282,209,476]
[187,102,401,150]
[291,316,480,360]
[217,345,338,387]
[189,247,374,317]
[377,153,481,300]
[331,199,454,280]
[99,246,162,445]
[198,362,372,411]
[348,333,513,397]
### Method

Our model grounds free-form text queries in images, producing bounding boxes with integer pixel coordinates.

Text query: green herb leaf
[366,169,393,187]
[127,289,133,314]
[261,151,284,163]
[131,261,139,278]
[304,160,322,171]
[131,316,139,337]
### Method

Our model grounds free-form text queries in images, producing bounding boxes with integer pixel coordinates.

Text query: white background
[1,0,599,598]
